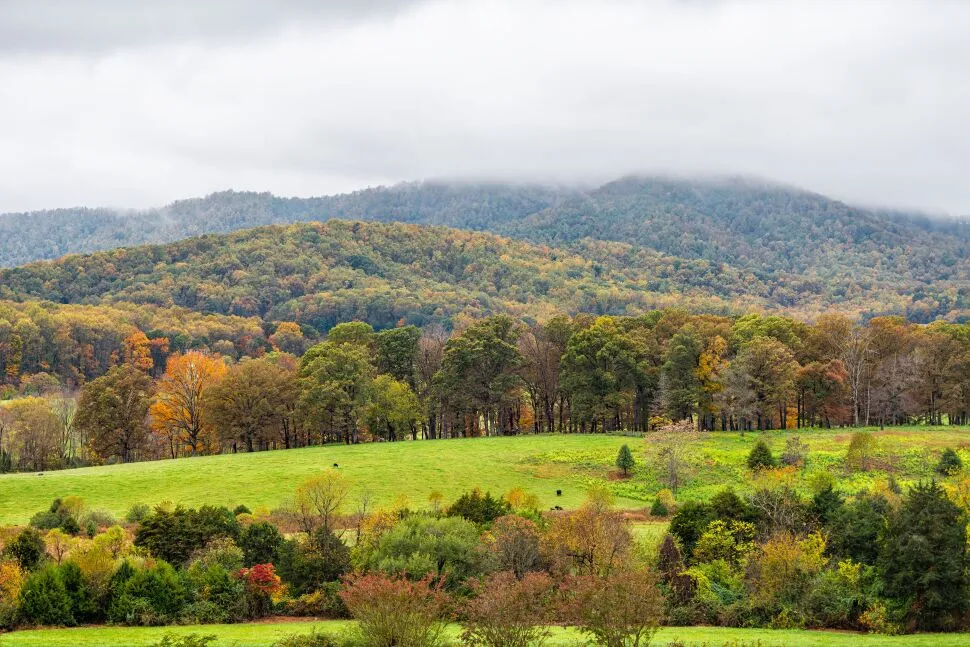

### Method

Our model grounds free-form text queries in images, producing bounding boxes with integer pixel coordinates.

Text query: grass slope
[1,620,968,646]
[1,427,968,526]
[0,435,639,525]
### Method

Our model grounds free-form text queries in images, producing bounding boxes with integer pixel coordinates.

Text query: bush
[487,515,544,579]
[747,440,776,470]
[5,528,46,570]
[668,502,713,558]
[0,560,25,628]
[30,499,82,535]
[185,562,246,623]
[826,494,889,565]
[936,448,963,476]
[81,509,118,530]
[277,528,351,596]
[780,436,809,467]
[18,564,75,626]
[845,432,878,472]
[233,504,251,516]
[710,487,754,523]
[284,582,347,618]
[339,573,450,647]
[366,515,484,589]
[460,571,553,647]
[126,503,151,524]
[149,634,218,647]
[238,563,284,619]
[272,631,358,647]
[134,505,240,565]
[649,498,669,517]
[562,568,664,647]
[108,560,187,625]
[60,561,98,623]
[239,521,284,567]
[446,489,511,525]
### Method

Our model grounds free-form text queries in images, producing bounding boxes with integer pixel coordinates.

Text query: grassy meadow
[3,620,970,647]
[16,619,970,647]
[0,426,967,525]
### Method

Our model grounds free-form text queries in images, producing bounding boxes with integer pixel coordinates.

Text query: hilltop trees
[436,316,523,436]
[149,352,228,457]
[75,365,152,464]
[208,357,300,452]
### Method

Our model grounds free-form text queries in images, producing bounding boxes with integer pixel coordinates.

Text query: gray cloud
[0,1,418,53]
[0,0,968,214]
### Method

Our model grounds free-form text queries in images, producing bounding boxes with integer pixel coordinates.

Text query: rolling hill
[3,176,970,321]
[0,220,764,332]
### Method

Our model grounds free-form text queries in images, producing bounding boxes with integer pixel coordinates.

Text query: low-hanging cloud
[0,0,968,214]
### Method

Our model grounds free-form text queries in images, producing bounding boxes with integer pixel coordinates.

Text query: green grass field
[1,620,968,646]
[0,427,967,525]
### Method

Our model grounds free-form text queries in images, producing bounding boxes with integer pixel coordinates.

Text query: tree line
[5,309,970,469]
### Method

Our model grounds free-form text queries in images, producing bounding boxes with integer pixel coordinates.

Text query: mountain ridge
[3,175,970,322]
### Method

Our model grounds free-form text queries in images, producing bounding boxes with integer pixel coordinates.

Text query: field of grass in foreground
[2,620,969,646]
[0,426,967,526]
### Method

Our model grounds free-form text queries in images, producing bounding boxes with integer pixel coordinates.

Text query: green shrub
[276,528,350,596]
[134,505,240,565]
[149,633,217,647]
[446,489,511,525]
[936,448,963,476]
[126,503,151,523]
[5,528,46,570]
[746,440,776,470]
[239,521,284,567]
[18,565,75,626]
[879,481,969,631]
[59,561,98,623]
[108,560,187,625]
[272,631,358,647]
[366,515,484,589]
[284,582,347,618]
[649,497,669,517]
[669,502,714,558]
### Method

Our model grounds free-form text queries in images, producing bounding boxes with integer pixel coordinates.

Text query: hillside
[0,220,767,332]
[3,177,970,320]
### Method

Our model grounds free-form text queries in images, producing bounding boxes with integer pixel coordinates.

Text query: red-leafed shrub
[460,570,554,647]
[561,568,664,647]
[339,573,449,647]
[237,563,283,617]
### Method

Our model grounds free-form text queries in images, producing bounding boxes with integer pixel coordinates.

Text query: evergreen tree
[616,444,635,476]
[879,481,969,631]
[746,440,776,470]
[936,448,963,476]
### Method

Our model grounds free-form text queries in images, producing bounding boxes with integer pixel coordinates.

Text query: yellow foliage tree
[150,351,227,456]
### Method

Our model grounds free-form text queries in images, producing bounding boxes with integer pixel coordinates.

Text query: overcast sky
[1,0,968,214]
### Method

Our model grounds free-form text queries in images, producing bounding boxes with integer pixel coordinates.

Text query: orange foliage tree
[149,351,227,457]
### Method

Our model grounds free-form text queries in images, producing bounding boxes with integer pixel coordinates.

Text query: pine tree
[879,481,969,631]
[746,440,776,470]
[616,444,636,476]
[936,448,963,476]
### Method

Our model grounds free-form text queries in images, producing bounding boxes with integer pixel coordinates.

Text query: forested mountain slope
[0,220,766,332]
[0,183,571,267]
[3,177,970,320]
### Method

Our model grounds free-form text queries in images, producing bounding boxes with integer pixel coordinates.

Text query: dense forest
[3,177,970,320]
